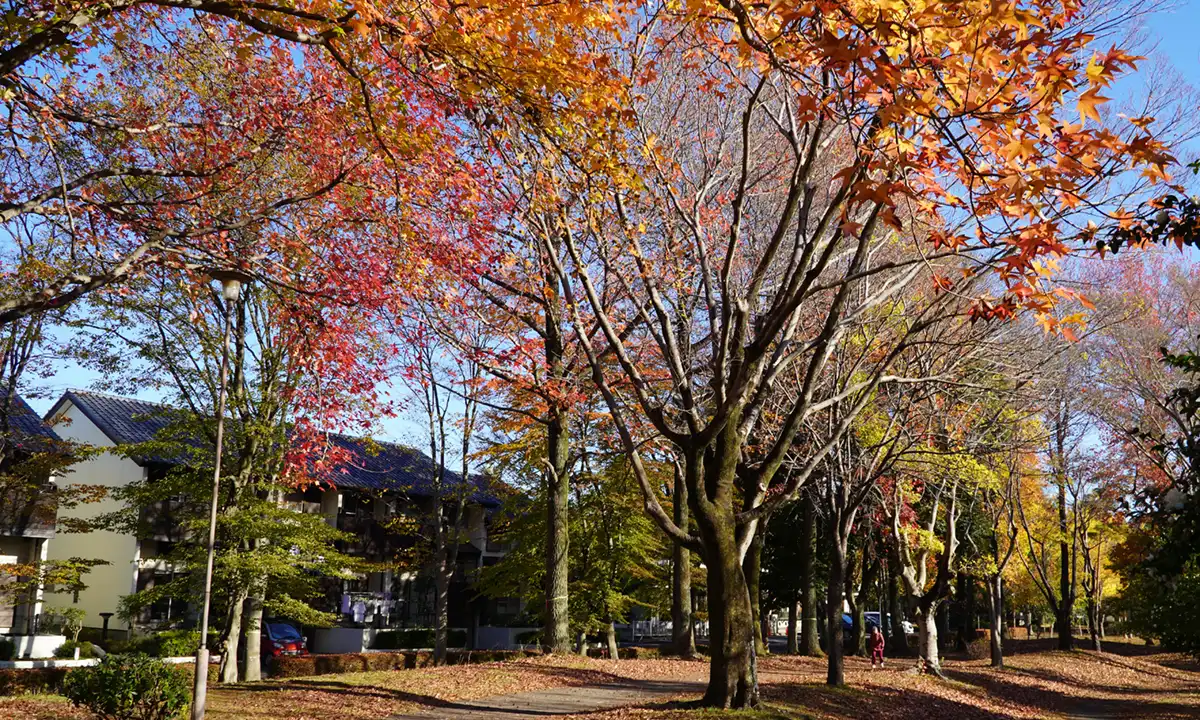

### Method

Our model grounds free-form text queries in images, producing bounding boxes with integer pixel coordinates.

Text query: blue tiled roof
[3,393,61,450]
[53,391,176,446]
[48,391,499,507]
[319,432,500,506]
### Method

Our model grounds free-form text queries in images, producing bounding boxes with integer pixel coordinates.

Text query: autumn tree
[488,0,1180,703]
[0,0,624,326]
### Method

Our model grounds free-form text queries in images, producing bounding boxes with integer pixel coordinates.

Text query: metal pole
[191,296,234,720]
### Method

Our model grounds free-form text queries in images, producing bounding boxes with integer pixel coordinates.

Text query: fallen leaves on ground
[4,641,1198,720]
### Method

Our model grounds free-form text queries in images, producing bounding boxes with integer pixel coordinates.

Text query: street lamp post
[191,269,249,720]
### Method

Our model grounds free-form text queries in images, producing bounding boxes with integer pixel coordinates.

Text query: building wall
[44,402,142,633]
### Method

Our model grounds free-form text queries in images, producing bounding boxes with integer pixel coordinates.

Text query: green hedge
[109,630,219,658]
[270,649,540,679]
[371,628,468,650]
[0,668,70,695]
[53,641,98,659]
[585,646,660,660]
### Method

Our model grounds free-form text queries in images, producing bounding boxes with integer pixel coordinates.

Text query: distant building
[44,390,519,644]
[0,394,61,637]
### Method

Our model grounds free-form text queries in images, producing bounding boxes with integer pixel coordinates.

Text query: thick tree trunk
[936,602,950,652]
[241,582,264,682]
[671,466,695,658]
[744,531,767,657]
[986,575,1004,668]
[787,601,799,654]
[916,603,943,677]
[825,541,846,686]
[799,492,822,657]
[699,518,757,708]
[219,588,248,684]
[605,620,619,660]
[545,410,571,654]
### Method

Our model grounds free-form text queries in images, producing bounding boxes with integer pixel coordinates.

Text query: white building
[43,390,517,641]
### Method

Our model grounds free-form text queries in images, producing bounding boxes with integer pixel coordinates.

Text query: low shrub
[371,628,467,650]
[0,667,69,695]
[966,638,991,660]
[53,641,98,659]
[153,630,206,658]
[62,654,190,720]
[0,637,15,661]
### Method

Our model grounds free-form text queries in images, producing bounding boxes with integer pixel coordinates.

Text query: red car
[263,621,309,657]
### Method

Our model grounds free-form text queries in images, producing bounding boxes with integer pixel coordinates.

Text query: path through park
[387,678,705,719]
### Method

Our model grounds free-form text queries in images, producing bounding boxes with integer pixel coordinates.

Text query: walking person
[869,625,886,669]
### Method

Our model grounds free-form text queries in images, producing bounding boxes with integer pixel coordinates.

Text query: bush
[53,640,98,659]
[0,667,70,695]
[966,638,991,660]
[152,630,207,658]
[371,628,467,650]
[0,637,15,661]
[62,654,190,720]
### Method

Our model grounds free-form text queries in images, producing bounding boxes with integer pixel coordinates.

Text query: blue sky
[1148,2,1200,71]
[26,2,1200,445]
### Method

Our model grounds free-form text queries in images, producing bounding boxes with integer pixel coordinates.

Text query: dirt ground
[2,639,1196,720]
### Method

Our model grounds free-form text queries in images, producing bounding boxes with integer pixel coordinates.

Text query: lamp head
[205,268,253,302]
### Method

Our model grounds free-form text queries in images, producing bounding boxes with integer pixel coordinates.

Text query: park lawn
[3,640,1198,720]
[574,641,1200,720]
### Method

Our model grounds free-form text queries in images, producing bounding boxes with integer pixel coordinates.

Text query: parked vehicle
[262,620,309,657]
[852,612,915,637]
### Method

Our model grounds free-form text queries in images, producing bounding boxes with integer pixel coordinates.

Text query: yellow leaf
[1077,88,1109,124]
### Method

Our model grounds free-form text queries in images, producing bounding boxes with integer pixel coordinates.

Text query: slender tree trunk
[800,491,822,657]
[787,601,799,654]
[888,568,906,656]
[744,531,767,657]
[826,540,847,686]
[545,410,571,654]
[1057,480,1074,651]
[219,588,248,684]
[956,574,976,652]
[576,629,588,656]
[241,580,264,682]
[987,574,1004,668]
[671,465,695,657]
[605,620,619,660]
[916,602,943,677]
[698,512,757,708]
[1087,597,1102,652]
[433,551,451,664]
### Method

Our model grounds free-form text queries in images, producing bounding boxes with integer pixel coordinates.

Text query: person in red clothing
[869,625,886,669]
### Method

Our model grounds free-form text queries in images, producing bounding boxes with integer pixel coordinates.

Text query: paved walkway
[388,679,705,719]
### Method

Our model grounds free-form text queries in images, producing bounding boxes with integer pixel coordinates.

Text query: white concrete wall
[44,402,142,633]
[0,633,66,659]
